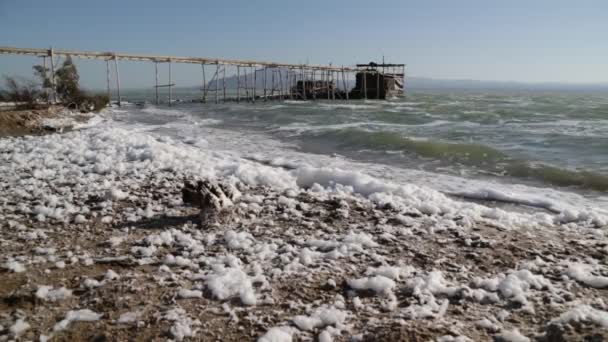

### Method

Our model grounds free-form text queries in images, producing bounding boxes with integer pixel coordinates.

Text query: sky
[1,0,607,89]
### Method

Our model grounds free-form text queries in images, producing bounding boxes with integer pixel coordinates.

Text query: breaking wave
[306,128,608,192]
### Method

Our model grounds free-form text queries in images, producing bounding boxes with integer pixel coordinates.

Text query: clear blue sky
[1,0,607,89]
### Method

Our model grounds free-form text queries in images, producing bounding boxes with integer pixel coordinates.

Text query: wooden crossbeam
[0,45,367,72]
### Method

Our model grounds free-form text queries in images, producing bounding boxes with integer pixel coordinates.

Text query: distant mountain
[201,69,608,93]
[205,67,356,91]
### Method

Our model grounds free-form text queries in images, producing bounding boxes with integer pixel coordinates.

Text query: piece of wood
[363,71,367,100]
[215,63,219,104]
[49,48,56,103]
[263,67,267,101]
[182,180,235,228]
[376,71,380,100]
[168,59,172,106]
[237,66,240,102]
[114,56,121,106]
[252,66,256,102]
[201,64,206,103]
[41,56,49,104]
[154,61,159,105]
[222,65,226,102]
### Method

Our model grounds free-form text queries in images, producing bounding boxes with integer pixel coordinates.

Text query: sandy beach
[1,106,607,341]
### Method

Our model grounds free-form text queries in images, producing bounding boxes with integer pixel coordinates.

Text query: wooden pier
[0,46,405,106]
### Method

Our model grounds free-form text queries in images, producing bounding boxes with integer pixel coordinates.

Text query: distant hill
[201,69,608,93]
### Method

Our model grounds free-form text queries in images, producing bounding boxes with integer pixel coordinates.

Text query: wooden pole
[376,71,380,100]
[244,67,249,100]
[222,65,226,102]
[168,60,172,106]
[41,56,49,104]
[263,67,267,101]
[236,66,240,103]
[287,70,292,100]
[154,61,159,105]
[252,66,256,102]
[201,64,206,103]
[363,70,367,100]
[278,69,284,99]
[270,68,275,99]
[105,60,111,104]
[332,71,336,100]
[326,70,330,100]
[49,48,56,103]
[215,64,219,104]
[114,55,121,106]
[301,67,305,100]
[343,68,348,101]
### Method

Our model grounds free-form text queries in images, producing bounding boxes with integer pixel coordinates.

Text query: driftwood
[182,180,235,228]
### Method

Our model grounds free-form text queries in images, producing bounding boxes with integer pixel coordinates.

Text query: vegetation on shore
[2,56,108,112]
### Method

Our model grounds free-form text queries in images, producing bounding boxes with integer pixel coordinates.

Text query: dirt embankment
[0,105,91,137]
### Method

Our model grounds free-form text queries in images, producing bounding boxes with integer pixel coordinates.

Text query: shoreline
[1,115,607,341]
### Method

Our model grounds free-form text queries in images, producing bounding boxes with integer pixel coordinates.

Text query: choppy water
[121,89,608,194]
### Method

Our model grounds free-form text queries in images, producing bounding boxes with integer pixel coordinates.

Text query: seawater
[120,88,608,194]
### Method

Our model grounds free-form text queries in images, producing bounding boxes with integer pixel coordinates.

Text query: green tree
[54,55,81,103]
[32,65,52,89]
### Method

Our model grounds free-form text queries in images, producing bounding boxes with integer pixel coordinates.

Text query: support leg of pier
[114,56,121,107]
[222,65,226,103]
[237,66,240,103]
[155,61,159,105]
[252,66,257,102]
[376,72,380,100]
[363,71,367,100]
[168,60,172,107]
[263,67,267,101]
[201,64,207,103]
[215,64,219,104]
[49,48,56,103]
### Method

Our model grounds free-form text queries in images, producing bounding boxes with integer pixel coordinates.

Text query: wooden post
[201,64,206,103]
[343,68,349,101]
[244,67,249,100]
[311,70,316,100]
[168,59,172,107]
[271,68,275,99]
[105,60,111,104]
[332,71,336,100]
[49,48,56,103]
[236,66,240,102]
[301,67,305,100]
[363,70,367,100]
[326,70,330,100]
[114,55,121,106]
[41,56,49,104]
[215,63,219,104]
[222,65,226,102]
[288,70,292,100]
[263,67,267,101]
[252,66,256,102]
[376,71,380,100]
[154,61,159,105]
[278,69,284,99]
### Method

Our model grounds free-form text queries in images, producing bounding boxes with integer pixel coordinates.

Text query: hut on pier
[349,62,405,100]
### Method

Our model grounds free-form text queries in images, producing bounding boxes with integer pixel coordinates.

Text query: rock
[182,180,235,228]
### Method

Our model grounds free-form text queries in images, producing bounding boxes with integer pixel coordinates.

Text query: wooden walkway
[0,45,405,106]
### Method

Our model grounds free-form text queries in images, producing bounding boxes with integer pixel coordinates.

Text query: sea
[114,87,608,216]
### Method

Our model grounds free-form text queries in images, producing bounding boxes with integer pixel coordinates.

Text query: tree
[32,65,52,89]
[30,55,109,111]
[54,56,81,103]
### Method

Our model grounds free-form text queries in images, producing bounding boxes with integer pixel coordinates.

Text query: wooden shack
[349,62,405,100]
